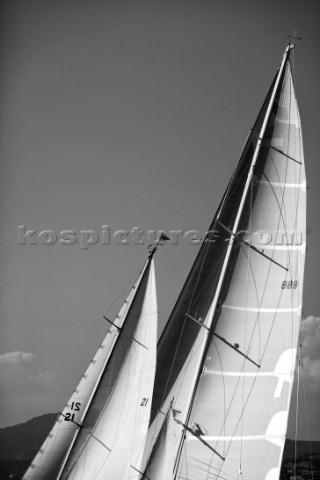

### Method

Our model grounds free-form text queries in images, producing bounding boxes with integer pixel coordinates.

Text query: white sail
[23,263,148,480]
[178,46,305,480]
[142,406,175,480]
[143,299,216,474]
[60,256,158,480]
[146,44,306,480]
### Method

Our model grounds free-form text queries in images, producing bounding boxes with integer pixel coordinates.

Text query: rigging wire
[182,56,294,479]
[75,260,145,382]
[239,160,255,477]
[294,340,301,479]
[155,46,304,480]
[301,343,315,480]
[214,54,304,477]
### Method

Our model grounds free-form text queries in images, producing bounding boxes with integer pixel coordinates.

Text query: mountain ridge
[0,413,319,479]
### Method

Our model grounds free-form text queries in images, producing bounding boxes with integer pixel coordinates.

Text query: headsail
[22,263,148,480]
[59,252,158,480]
[142,404,176,480]
[145,43,306,480]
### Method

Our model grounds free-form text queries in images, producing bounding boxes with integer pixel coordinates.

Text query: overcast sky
[1,0,319,440]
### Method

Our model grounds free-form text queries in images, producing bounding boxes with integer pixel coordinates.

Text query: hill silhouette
[0,413,57,479]
[0,414,319,479]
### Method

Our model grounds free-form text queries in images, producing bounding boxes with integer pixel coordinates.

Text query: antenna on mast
[148,233,170,258]
[287,30,302,46]
[286,30,301,80]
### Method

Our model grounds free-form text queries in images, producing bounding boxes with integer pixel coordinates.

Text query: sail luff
[171,44,293,478]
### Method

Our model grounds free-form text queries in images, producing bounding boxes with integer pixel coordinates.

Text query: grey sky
[1,0,319,440]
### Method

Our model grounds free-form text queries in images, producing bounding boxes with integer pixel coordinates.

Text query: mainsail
[145,43,306,480]
[23,250,158,480]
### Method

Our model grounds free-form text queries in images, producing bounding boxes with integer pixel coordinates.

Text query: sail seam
[204,370,293,377]
[255,244,305,251]
[187,433,286,442]
[260,180,305,188]
[222,305,300,313]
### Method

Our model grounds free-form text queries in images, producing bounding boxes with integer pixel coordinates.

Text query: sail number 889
[281,280,298,289]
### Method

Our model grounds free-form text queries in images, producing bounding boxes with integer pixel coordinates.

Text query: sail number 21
[281,280,298,289]
[64,402,81,422]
